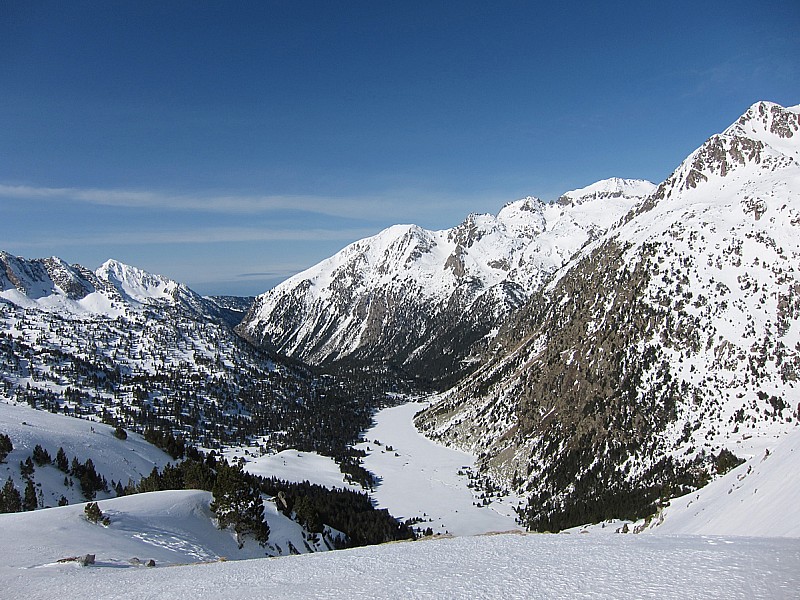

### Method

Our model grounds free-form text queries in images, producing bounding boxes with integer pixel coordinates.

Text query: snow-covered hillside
[647,426,800,537]
[239,178,653,382]
[0,401,171,507]
[0,488,343,571]
[416,100,800,531]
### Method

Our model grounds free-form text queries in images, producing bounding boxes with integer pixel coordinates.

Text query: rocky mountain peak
[0,251,99,301]
[724,101,800,157]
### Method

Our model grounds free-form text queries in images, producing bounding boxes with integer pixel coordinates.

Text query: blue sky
[1,1,798,296]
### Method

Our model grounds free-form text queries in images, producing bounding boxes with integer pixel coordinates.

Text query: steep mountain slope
[416,101,800,531]
[239,179,654,385]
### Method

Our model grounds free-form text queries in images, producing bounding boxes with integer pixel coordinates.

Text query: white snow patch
[358,402,523,536]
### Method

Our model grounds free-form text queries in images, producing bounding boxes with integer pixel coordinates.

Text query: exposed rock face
[415,101,800,531]
[239,181,654,385]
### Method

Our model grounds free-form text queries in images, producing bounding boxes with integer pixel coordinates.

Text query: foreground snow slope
[4,532,798,600]
[0,487,338,573]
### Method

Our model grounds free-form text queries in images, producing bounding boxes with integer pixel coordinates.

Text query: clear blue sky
[2,1,798,295]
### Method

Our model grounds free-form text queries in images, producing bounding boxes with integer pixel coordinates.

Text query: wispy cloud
[0,182,404,220]
[3,226,378,249]
[0,181,511,226]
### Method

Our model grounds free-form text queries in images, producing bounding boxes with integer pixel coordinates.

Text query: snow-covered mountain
[0,252,225,319]
[239,178,654,384]
[0,252,393,460]
[415,100,800,531]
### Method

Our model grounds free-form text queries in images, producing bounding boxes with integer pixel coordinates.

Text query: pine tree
[210,464,269,547]
[56,447,69,472]
[19,457,34,477]
[0,433,12,463]
[0,477,22,513]
[32,444,51,466]
[84,501,103,523]
[23,478,37,511]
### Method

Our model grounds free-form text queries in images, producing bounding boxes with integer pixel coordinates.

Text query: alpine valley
[1,101,799,598]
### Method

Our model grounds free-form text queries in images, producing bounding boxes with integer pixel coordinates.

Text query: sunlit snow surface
[6,533,799,600]
[225,446,360,491]
[357,402,522,536]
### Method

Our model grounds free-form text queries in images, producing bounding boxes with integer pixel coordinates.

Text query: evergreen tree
[293,495,323,533]
[0,433,12,463]
[84,501,103,523]
[210,464,269,547]
[79,459,103,500]
[32,444,51,466]
[0,477,22,513]
[19,457,34,477]
[23,478,37,511]
[56,447,69,472]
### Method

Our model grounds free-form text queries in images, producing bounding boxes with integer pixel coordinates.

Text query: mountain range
[238,177,656,385]
[416,100,800,529]
[1,100,798,543]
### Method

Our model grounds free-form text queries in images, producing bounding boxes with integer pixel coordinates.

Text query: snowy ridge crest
[0,252,219,319]
[239,185,648,377]
[558,177,657,206]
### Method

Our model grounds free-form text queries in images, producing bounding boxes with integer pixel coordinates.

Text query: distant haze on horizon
[2,1,798,296]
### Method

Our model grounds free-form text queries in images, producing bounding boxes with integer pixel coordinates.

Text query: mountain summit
[415,101,800,531]
[239,179,654,384]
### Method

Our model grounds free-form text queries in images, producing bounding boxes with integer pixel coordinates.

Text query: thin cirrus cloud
[0,182,407,221]
[3,226,378,249]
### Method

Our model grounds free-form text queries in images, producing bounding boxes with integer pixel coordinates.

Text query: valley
[1,100,799,598]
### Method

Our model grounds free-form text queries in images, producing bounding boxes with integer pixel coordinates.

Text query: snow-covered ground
[0,400,173,507]
[648,426,800,537]
[3,531,798,600]
[357,402,522,536]
[223,446,360,491]
[0,488,333,572]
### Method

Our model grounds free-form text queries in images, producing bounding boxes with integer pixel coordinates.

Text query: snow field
[7,532,799,600]
[358,402,523,536]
